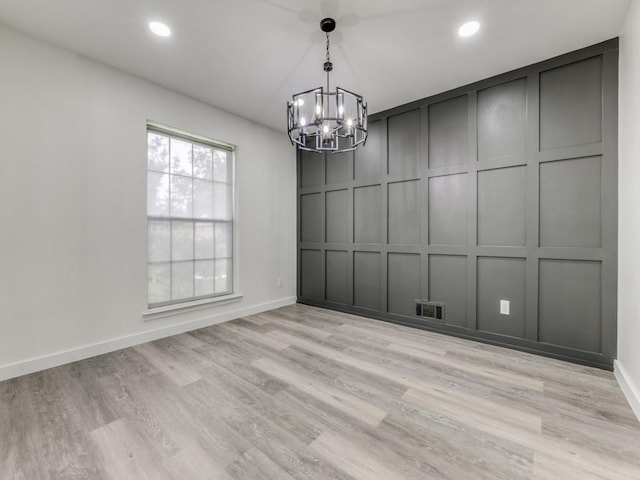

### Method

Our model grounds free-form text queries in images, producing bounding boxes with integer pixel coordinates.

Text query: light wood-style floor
[1,304,640,479]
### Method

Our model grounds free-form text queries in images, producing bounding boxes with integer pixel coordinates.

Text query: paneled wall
[297,39,618,368]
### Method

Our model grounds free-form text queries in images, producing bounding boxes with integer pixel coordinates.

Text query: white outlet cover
[500,300,510,315]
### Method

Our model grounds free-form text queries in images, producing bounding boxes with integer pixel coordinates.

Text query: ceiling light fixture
[458,20,480,37]
[149,21,171,37]
[287,18,367,154]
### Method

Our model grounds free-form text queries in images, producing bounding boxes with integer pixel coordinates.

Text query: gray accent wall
[297,39,618,369]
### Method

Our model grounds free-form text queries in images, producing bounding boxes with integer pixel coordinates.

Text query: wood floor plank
[90,418,173,480]
[403,387,640,479]
[532,452,611,480]
[6,369,103,479]
[260,312,335,339]
[0,377,43,480]
[339,322,447,355]
[378,411,533,480]
[252,357,389,427]
[221,322,291,351]
[1,304,639,479]
[194,340,289,396]
[184,377,351,480]
[387,342,545,391]
[225,447,297,480]
[274,384,502,480]
[267,330,413,389]
[198,356,321,446]
[133,342,203,387]
[414,383,542,432]
[269,329,542,432]
[169,332,208,350]
[402,387,539,440]
[97,370,182,458]
[162,443,233,480]
[309,430,411,480]
[285,344,409,408]
[344,341,533,401]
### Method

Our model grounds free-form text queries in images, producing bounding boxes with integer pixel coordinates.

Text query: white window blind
[146,125,234,308]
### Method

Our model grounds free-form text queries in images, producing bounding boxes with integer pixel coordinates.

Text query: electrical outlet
[500,299,510,315]
[277,276,283,288]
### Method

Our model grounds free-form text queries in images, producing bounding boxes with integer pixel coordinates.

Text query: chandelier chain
[326,32,331,65]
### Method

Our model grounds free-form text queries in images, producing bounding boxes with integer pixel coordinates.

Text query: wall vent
[415,300,445,321]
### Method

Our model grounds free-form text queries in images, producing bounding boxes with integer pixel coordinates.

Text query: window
[146,125,234,309]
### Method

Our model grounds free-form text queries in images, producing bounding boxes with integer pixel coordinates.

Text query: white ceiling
[0,0,631,132]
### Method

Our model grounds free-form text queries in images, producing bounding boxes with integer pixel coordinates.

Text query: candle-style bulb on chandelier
[287,18,368,153]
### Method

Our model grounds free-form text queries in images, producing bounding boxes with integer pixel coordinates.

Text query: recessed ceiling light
[458,20,480,37]
[149,21,171,37]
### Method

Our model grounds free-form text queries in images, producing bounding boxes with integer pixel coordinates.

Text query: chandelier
[287,18,368,154]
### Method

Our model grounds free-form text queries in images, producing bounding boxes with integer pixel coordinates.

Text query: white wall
[617,0,640,420]
[0,24,297,380]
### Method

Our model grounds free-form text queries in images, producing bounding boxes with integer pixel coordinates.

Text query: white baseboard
[0,296,297,382]
[614,360,640,423]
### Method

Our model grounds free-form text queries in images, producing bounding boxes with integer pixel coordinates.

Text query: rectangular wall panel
[477,78,527,163]
[300,249,322,299]
[477,257,526,338]
[428,96,468,169]
[354,120,383,181]
[388,180,420,245]
[387,253,421,317]
[300,149,324,187]
[354,185,381,244]
[477,166,527,246]
[326,189,349,243]
[300,193,322,243]
[326,151,351,185]
[326,250,348,304]
[539,56,603,151]
[388,109,420,178]
[353,252,381,311]
[539,156,602,247]
[539,259,602,353]
[428,255,467,326]
[428,174,467,245]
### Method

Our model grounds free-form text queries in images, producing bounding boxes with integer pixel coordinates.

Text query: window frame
[145,122,237,313]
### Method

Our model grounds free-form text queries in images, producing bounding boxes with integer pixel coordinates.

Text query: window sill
[143,293,243,321]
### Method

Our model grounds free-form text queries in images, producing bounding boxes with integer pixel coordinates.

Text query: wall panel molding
[297,38,618,369]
